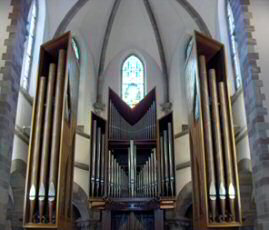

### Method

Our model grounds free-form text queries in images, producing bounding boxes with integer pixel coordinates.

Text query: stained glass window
[227,1,242,90]
[21,0,37,91]
[71,38,80,62]
[122,55,144,108]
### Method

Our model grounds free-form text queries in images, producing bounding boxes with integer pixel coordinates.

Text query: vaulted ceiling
[46,0,217,102]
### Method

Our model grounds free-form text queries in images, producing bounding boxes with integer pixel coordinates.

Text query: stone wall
[229,0,269,229]
[0,0,32,227]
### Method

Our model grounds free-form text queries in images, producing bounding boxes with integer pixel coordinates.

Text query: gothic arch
[53,0,211,104]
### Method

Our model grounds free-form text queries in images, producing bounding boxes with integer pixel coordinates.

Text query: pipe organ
[185,31,242,229]
[89,88,176,229]
[23,32,79,229]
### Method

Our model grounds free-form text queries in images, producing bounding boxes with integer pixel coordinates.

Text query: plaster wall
[176,166,191,196]
[174,134,190,166]
[74,167,89,196]
[45,0,78,39]
[75,134,90,164]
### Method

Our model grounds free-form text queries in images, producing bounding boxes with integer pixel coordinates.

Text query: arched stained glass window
[71,38,80,62]
[122,55,144,108]
[21,0,37,91]
[227,0,242,90]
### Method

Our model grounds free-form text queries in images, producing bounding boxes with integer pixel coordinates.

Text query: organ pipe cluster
[138,148,158,197]
[109,101,156,140]
[199,55,236,223]
[27,50,66,223]
[107,151,128,197]
[89,120,106,197]
[159,122,175,197]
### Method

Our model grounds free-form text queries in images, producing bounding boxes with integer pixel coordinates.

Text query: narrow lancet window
[122,55,144,108]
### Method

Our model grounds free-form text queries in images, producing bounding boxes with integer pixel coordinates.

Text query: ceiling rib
[143,0,169,102]
[54,0,90,38]
[174,0,211,37]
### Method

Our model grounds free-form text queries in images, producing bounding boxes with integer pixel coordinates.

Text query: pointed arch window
[227,0,242,90]
[122,55,145,108]
[21,0,37,91]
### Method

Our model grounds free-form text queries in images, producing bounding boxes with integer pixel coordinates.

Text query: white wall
[0,1,12,79]
[188,0,218,39]
[249,0,269,125]
[45,0,78,40]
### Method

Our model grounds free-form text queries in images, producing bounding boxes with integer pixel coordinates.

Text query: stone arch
[72,182,89,220]
[176,181,193,217]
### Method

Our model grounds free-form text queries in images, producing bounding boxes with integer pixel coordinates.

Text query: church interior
[0,0,269,229]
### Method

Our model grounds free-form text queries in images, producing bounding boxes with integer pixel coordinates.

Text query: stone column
[0,0,32,228]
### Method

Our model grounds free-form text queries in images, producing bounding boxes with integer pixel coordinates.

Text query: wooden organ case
[185,31,242,229]
[23,32,80,229]
[89,88,176,230]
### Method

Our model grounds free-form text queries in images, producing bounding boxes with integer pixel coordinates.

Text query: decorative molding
[93,101,106,114]
[76,130,90,139]
[74,162,89,171]
[176,161,191,171]
[174,129,189,139]
[160,102,172,113]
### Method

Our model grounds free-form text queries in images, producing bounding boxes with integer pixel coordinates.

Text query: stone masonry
[229,0,269,229]
[0,0,32,228]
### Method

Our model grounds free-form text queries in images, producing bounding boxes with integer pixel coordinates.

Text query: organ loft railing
[88,88,176,211]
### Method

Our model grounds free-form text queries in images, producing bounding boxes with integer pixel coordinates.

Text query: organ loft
[2,0,269,229]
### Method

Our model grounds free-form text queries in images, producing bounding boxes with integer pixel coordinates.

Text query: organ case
[23,32,79,229]
[185,31,242,229]
[88,88,176,211]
